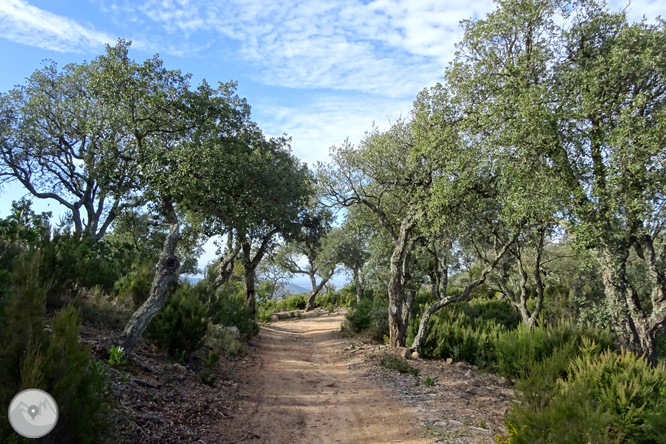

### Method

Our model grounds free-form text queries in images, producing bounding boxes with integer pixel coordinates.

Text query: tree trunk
[354,269,363,305]
[245,265,257,317]
[599,246,657,365]
[387,234,412,348]
[305,270,333,311]
[213,232,240,289]
[121,197,180,355]
[410,233,517,353]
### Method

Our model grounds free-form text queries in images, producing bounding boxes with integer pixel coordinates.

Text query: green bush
[340,295,389,341]
[378,353,420,376]
[257,300,277,323]
[206,284,259,341]
[204,324,247,358]
[407,298,519,367]
[313,287,356,309]
[0,276,111,444]
[35,233,122,307]
[493,322,615,380]
[504,348,666,444]
[275,293,307,311]
[113,261,156,309]
[146,283,209,358]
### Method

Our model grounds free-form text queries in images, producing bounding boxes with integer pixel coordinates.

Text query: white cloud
[255,94,414,166]
[0,0,115,52]
[86,0,493,98]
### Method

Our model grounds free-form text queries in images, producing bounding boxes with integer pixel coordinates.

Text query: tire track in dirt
[232,313,430,444]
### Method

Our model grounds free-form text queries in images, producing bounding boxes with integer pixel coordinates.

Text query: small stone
[395,347,411,359]
[411,351,420,360]
[270,315,279,322]
[464,369,474,378]
[172,363,187,374]
[445,358,453,365]
[226,326,240,338]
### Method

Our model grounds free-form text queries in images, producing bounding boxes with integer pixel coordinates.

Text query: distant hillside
[181,276,309,297]
[277,283,310,297]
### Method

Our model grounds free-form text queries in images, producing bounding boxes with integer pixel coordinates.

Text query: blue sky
[0,0,664,286]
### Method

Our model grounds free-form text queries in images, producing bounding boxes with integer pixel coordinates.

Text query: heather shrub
[493,322,615,380]
[504,347,666,444]
[275,293,307,311]
[113,261,156,309]
[206,284,259,340]
[407,298,519,367]
[0,273,110,444]
[146,283,209,359]
[340,295,388,341]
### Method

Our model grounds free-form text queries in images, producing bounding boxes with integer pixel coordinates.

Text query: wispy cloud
[256,94,414,166]
[0,0,115,52]
[87,0,495,98]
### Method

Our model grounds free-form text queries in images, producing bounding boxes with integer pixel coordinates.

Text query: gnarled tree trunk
[387,224,417,348]
[410,233,518,353]
[245,265,257,317]
[599,244,657,366]
[121,197,180,355]
[213,231,241,289]
[305,268,335,311]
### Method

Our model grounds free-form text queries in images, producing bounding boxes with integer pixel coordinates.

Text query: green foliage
[33,233,124,308]
[378,353,420,376]
[424,375,435,387]
[275,293,307,311]
[409,297,615,380]
[0,284,111,444]
[340,295,389,341]
[146,283,209,358]
[113,261,156,309]
[493,322,615,380]
[257,300,277,323]
[203,324,247,358]
[314,287,355,309]
[206,284,259,341]
[37,306,111,444]
[107,346,127,366]
[504,349,666,444]
[407,299,520,367]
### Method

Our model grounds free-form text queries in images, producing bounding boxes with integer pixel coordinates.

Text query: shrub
[493,322,615,380]
[504,348,666,444]
[257,300,277,323]
[206,284,259,341]
[379,353,420,376]
[146,283,209,358]
[204,324,247,358]
[341,298,373,334]
[35,233,122,307]
[340,294,389,340]
[407,299,517,367]
[113,261,156,309]
[0,287,111,444]
[76,285,131,329]
[275,293,307,311]
[36,306,111,444]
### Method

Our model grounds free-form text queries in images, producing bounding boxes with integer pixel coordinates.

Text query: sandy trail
[234,312,429,444]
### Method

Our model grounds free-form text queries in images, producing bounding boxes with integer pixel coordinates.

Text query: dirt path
[232,312,430,444]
